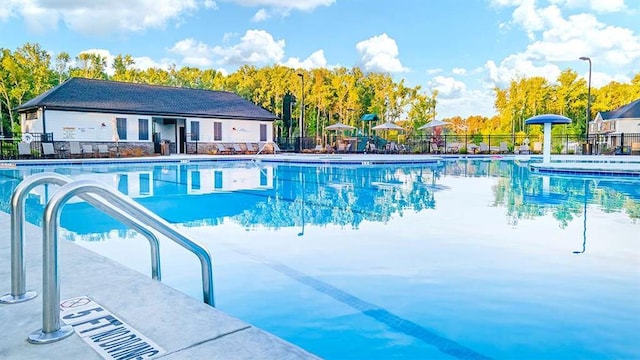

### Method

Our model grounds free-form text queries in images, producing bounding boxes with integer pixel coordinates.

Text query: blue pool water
[1,159,639,359]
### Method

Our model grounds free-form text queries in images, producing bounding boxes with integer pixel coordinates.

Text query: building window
[191,121,200,141]
[138,119,149,140]
[260,124,267,142]
[117,174,128,195]
[116,118,127,140]
[214,170,223,189]
[191,171,201,190]
[139,173,150,195]
[213,122,222,141]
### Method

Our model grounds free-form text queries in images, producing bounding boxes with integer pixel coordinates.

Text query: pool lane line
[224,244,492,360]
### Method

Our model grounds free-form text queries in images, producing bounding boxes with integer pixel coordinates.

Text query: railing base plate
[27,325,74,344]
[0,290,37,304]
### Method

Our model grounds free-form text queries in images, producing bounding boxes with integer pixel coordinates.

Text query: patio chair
[518,144,530,154]
[533,142,543,154]
[42,143,57,158]
[232,143,244,154]
[69,142,82,158]
[18,142,32,159]
[479,143,490,154]
[82,144,94,157]
[97,144,109,158]
[499,142,509,154]
[245,142,258,154]
[214,143,230,154]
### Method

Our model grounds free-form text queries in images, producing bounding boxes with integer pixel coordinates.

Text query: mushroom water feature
[525,114,572,164]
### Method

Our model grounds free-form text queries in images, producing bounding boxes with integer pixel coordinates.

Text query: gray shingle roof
[600,98,640,120]
[17,77,277,121]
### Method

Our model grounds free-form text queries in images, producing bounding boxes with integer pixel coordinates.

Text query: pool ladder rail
[0,172,215,344]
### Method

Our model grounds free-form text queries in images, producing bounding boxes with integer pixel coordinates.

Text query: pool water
[1,159,639,359]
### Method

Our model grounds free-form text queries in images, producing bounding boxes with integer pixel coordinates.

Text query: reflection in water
[0,160,639,241]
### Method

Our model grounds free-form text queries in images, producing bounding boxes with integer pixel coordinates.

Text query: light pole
[297,73,304,152]
[579,56,591,153]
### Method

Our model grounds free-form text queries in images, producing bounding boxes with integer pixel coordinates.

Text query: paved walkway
[0,214,319,360]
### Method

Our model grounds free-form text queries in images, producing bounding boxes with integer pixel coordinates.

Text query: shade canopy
[372,122,404,131]
[418,120,450,130]
[525,114,571,125]
[325,122,355,131]
[361,113,379,121]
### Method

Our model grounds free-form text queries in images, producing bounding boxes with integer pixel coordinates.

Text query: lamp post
[579,56,591,153]
[297,73,304,152]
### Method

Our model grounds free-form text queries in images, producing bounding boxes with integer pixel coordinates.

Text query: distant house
[16,77,277,155]
[591,98,640,151]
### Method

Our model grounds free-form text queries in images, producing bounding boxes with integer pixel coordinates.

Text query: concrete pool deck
[0,215,319,359]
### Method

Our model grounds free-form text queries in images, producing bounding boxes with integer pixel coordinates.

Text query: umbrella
[372,122,404,131]
[325,122,355,147]
[325,122,355,131]
[418,120,450,130]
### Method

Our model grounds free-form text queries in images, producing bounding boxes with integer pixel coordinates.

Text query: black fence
[1,132,54,159]
[275,133,640,155]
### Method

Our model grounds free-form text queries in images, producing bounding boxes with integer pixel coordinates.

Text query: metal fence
[276,133,640,155]
[1,132,54,160]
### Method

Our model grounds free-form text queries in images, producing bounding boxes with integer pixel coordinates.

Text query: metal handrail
[29,179,215,344]
[1,173,162,305]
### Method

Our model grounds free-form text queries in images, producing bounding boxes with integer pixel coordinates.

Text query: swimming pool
[2,159,639,359]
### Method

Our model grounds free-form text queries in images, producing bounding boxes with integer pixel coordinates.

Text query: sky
[1,0,639,119]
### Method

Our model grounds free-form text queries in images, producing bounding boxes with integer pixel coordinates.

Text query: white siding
[615,118,640,133]
[38,109,273,143]
[45,110,145,142]
[192,118,272,142]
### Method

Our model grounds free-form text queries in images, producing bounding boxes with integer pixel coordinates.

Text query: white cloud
[75,49,173,76]
[548,0,627,13]
[169,30,285,67]
[169,38,215,66]
[252,8,270,21]
[224,0,335,12]
[485,0,640,89]
[281,50,329,70]
[426,68,443,75]
[356,33,408,73]
[438,89,497,119]
[203,0,218,9]
[427,76,467,99]
[3,0,202,34]
[452,68,467,75]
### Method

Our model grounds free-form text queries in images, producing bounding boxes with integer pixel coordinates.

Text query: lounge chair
[69,142,82,158]
[479,143,490,154]
[631,142,640,155]
[97,144,109,157]
[18,142,32,159]
[42,143,57,158]
[231,143,244,154]
[518,144,530,154]
[82,144,94,157]
[245,142,258,154]
[533,142,542,154]
[214,143,231,154]
[499,142,509,154]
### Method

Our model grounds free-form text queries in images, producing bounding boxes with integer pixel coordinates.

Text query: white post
[543,122,552,164]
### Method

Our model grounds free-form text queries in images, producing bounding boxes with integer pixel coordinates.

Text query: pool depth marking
[226,244,492,360]
[60,296,165,360]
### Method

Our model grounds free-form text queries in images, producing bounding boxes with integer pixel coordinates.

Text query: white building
[17,77,278,155]
[591,98,640,153]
